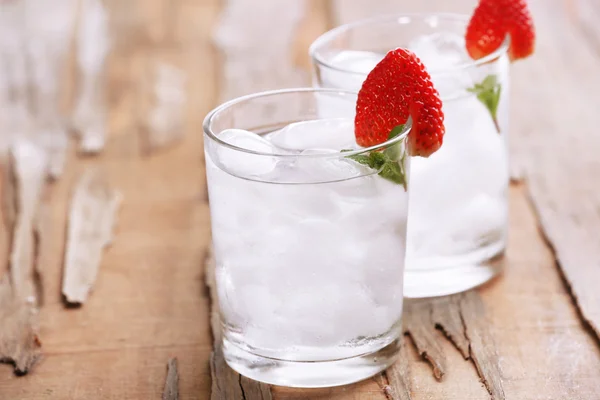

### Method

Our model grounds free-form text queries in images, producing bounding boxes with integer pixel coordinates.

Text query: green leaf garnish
[384,124,405,161]
[344,124,408,189]
[388,124,406,140]
[468,74,501,133]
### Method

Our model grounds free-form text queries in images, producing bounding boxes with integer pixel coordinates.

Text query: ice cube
[294,148,370,183]
[279,282,394,346]
[268,118,356,151]
[215,129,278,177]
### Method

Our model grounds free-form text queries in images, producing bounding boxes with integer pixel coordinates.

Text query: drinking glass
[204,88,411,387]
[310,14,510,297]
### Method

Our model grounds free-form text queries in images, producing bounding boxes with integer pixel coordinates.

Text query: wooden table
[1,0,600,399]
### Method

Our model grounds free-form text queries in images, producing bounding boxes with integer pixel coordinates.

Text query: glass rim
[203,87,411,159]
[309,12,511,76]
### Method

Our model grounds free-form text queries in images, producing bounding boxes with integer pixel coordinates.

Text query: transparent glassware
[310,14,511,298]
[204,88,411,387]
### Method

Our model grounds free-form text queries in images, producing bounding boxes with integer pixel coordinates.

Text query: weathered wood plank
[510,0,600,341]
[483,185,600,400]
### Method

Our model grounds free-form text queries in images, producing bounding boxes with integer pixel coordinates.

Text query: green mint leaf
[388,124,406,140]
[468,74,501,133]
[378,160,406,185]
[342,127,408,189]
[384,124,406,161]
[345,150,407,189]
[347,153,375,168]
[368,151,387,168]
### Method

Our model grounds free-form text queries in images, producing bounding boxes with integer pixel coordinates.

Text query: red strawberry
[466,0,535,61]
[354,48,445,157]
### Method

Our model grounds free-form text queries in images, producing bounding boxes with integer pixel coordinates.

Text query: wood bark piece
[72,0,110,154]
[383,338,411,400]
[162,357,179,400]
[0,277,42,375]
[0,141,47,375]
[403,292,505,399]
[8,142,47,304]
[404,301,447,381]
[205,253,272,400]
[62,168,121,305]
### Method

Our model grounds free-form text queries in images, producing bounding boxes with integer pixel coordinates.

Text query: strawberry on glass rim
[354,48,445,158]
[466,0,535,61]
[465,0,535,131]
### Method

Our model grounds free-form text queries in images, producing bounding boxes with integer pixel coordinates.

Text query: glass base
[404,242,505,298]
[222,336,401,388]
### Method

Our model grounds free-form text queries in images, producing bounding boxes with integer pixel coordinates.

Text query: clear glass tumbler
[204,88,411,387]
[310,14,510,298]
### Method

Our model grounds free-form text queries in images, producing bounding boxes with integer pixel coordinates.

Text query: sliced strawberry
[466,0,535,61]
[354,48,445,157]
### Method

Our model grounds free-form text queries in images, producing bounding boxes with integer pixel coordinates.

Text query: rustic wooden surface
[0,0,599,399]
